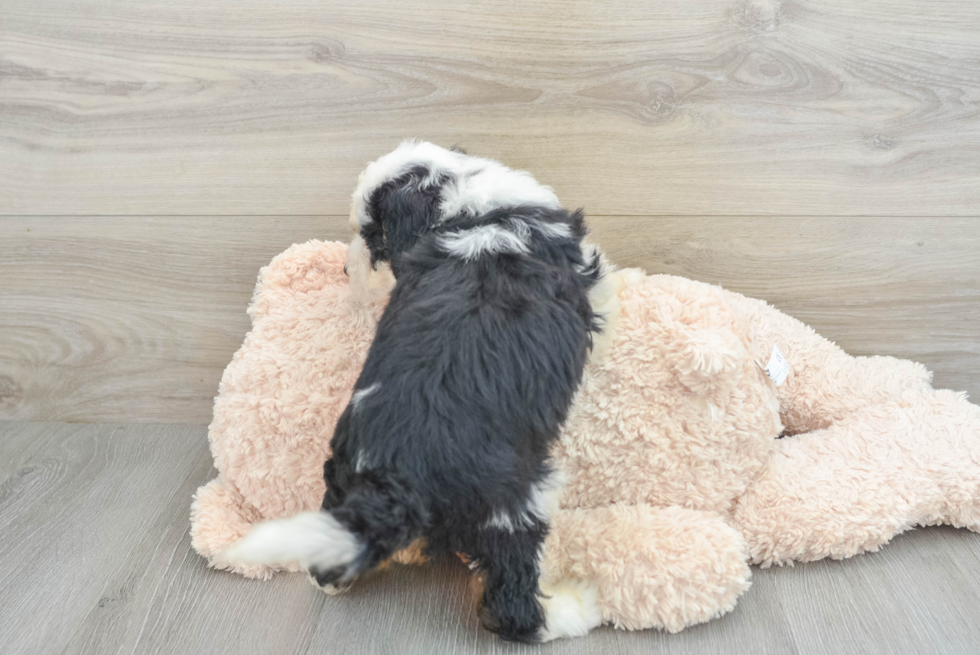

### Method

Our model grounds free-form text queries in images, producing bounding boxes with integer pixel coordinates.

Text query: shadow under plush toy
[191,239,980,633]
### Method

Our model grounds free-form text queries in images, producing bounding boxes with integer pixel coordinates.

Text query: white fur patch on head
[438,162,561,220]
[439,224,531,260]
[537,578,602,641]
[217,511,361,573]
[350,139,560,231]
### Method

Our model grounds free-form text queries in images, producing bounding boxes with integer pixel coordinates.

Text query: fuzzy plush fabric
[191,240,980,632]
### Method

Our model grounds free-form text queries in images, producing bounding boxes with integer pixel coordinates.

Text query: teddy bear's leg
[191,478,304,580]
[733,390,980,566]
[725,290,934,434]
[542,504,751,633]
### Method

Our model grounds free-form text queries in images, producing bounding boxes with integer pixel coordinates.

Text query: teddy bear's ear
[248,241,349,320]
[668,327,748,395]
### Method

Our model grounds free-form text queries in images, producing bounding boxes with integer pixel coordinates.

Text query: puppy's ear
[449,145,468,155]
[361,220,388,268]
[365,165,444,263]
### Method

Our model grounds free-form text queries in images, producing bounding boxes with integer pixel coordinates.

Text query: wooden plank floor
[2,421,980,654]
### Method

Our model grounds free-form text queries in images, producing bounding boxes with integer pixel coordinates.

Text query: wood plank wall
[1,0,978,423]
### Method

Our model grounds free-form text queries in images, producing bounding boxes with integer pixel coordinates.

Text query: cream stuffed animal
[191,239,980,632]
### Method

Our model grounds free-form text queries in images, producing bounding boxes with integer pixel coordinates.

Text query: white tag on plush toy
[764,345,790,386]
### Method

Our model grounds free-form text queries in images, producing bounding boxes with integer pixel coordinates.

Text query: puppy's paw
[537,578,602,641]
[307,572,354,595]
[307,566,356,596]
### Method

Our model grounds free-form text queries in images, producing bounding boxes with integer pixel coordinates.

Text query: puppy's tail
[219,511,362,575]
[218,477,426,585]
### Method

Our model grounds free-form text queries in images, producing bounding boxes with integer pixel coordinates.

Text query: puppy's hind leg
[311,455,359,595]
[223,475,426,598]
[470,525,600,642]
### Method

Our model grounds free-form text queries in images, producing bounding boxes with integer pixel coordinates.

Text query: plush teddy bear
[191,239,980,633]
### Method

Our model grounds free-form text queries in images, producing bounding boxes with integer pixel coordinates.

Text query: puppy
[221,141,604,642]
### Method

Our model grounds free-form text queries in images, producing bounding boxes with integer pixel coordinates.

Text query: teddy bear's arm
[725,290,933,434]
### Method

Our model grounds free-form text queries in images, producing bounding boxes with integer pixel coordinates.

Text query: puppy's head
[346,140,560,287]
[348,141,459,275]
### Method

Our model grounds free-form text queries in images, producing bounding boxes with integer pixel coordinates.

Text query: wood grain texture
[2,0,980,215]
[2,421,980,654]
[1,216,977,423]
[0,216,350,423]
[0,422,210,655]
[769,527,980,653]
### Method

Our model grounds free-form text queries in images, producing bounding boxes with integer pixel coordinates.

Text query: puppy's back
[342,206,598,526]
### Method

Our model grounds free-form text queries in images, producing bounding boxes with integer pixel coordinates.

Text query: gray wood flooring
[2,421,979,654]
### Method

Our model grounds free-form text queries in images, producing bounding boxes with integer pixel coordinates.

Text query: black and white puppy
[221,141,604,642]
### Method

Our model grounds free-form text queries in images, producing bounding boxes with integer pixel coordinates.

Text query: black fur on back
[324,164,602,641]
[330,206,598,531]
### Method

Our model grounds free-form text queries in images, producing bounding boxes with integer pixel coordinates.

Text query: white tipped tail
[218,511,361,572]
